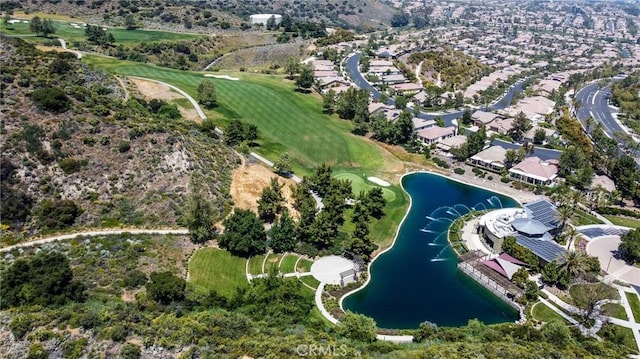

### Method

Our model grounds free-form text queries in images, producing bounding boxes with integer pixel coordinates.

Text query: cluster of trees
[224,120,258,146]
[85,24,115,46]
[619,228,640,264]
[1,252,86,308]
[451,127,487,161]
[29,16,55,37]
[214,164,386,260]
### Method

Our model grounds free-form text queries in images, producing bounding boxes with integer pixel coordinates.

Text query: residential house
[487,117,515,135]
[508,156,559,186]
[469,146,508,172]
[413,118,436,131]
[390,83,424,95]
[472,111,502,127]
[381,74,408,84]
[417,126,456,145]
[436,135,468,153]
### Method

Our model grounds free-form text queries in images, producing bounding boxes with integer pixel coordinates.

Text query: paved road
[57,38,82,59]
[0,229,189,253]
[345,52,527,127]
[575,83,623,138]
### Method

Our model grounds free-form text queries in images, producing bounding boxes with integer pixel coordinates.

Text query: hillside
[406,48,491,92]
[3,0,393,31]
[0,37,238,241]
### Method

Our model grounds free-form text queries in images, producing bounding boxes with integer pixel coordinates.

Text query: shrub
[118,141,131,153]
[453,168,465,175]
[58,157,82,174]
[487,175,493,180]
[31,87,71,113]
[432,157,450,169]
[120,343,141,359]
[501,177,511,183]
[36,199,82,230]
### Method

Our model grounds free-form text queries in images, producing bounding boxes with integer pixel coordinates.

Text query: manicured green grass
[604,215,640,229]
[279,254,299,274]
[1,19,200,44]
[264,253,282,273]
[572,208,604,226]
[602,303,628,320]
[600,325,639,354]
[248,254,266,275]
[333,172,396,201]
[296,258,314,273]
[531,302,568,323]
[626,292,640,323]
[300,275,321,290]
[80,57,403,178]
[188,248,247,298]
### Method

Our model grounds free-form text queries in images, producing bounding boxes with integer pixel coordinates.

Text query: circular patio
[310,255,356,285]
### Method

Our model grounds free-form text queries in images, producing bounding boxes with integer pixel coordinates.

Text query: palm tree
[565,225,582,251]
[554,204,575,234]
[559,251,590,282]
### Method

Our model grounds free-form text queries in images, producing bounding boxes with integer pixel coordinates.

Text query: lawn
[300,275,321,290]
[626,292,640,323]
[80,56,404,178]
[531,302,568,323]
[604,215,640,229]
[333,172,396,201]
[188,248,247,298]
[602,303,628,320]
[572,208,604,226]
[296,258,314,273]
[248,254,266,276]
[600,325,639,354]
[280,254,299,274]
[1,18,201,44]
[264,253,282,273]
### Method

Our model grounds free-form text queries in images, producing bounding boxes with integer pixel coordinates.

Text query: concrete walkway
[0,228,189,253]
[57,38,82,59]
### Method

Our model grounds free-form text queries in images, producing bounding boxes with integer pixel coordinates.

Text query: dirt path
[115,76,130,101]
[0,229,189,253]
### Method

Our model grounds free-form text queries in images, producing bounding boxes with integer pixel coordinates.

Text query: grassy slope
[280,254,299,273]
[1,19,200,43]
[604,215,640,229]
[188,248,247,298]
[531,302,568,323]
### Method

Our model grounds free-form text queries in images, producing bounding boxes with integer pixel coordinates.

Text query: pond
[342,172,520,328]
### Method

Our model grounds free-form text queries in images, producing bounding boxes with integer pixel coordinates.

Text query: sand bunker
[204,74,240,81]
[368,177,390,187]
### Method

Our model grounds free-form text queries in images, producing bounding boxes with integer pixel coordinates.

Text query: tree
[533,128,547,144]
[347,201,376,260]
[36,199,81,230]
[146,271,186,304]
[309,163,333,197]
[31,17,56,37]
[363,187,386,219]
[269,208,296,253]
[284,56,299,79]
[558,251,591,282]
[120,343,141,359]
[508,111,531,142]
[219,209,266,257]
[183,183,217,244]
[0,251,86,308]
[610,155,639,199]
[273,152,292,175]
[265,15,277,30]
[467,127,487,157]
[390,12,410,27]
[197,79,217,108]
[124,14,137,30]
[338,311,377,342]
[257,178,284,221]
[322,89,336,114]
[295,63,314,91]
[434,115,445,127]
[541,320,571,348]
[461,108,472,125]
[309,210,339,249]
[619,228,640,264]
[395,95,408,110]
[504,149,525,169]
[554,204,574,234]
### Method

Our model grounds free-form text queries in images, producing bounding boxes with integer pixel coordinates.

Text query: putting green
[333,173,396,202]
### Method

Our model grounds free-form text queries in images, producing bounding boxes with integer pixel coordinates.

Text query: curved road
[128,76,207,120]
[345,53,526,127]
[0,229,189,253]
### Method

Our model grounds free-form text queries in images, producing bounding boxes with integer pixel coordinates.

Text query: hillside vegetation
[407,48,491,92]
[0,37,238,241]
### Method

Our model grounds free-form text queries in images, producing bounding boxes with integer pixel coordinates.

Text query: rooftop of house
[472,111,501,125]
[417,126,456,140]
[470,146,508,165]
[509,156,559,181]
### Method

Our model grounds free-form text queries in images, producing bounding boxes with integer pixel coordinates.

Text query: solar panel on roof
[515,235,566,264]
[523,200,560,228]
